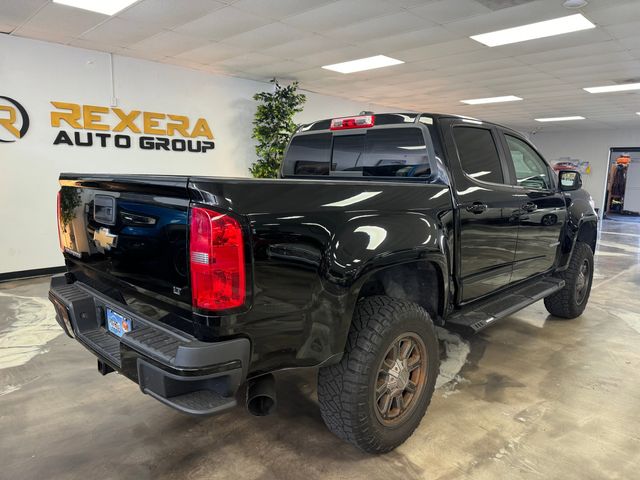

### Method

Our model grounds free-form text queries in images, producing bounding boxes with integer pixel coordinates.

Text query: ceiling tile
[217,52,282,69]
[232,0,335,20]
[281,0,399,32]
[173,6,272,40]
[69,37,128,54]
[128,31,212,57]
[602,20,640,40]
[614,34,640,50]
[583,1,640,27]
[355,26,457,53]
[326,12,433,43]
[261,35,352,60]
[517,40,625,65]
[80,18,161,47]
[531,52,634,75]
[294,45,379,67]
[390,38,484,62]
[220,22,309,49]
[17,2,107,37]
[14,26,76,45]
[0,0,48,33]
[410,0,492,25]
[117,0,226,29]
[174,42,251,63]
[236,59,311,78]
[289,67,342,82]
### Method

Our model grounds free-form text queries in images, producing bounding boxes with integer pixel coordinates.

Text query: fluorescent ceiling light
[53,0,139,15]
[535,116,585,122]
[583,82,640,93]
[470,14,595,47]
[322,55,404,74]
[461,95,522,105]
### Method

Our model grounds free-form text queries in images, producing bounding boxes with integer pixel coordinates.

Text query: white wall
[532,128,640,212]
[0,35,394,274]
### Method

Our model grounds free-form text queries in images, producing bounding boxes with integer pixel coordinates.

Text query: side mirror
[558,170,582,191]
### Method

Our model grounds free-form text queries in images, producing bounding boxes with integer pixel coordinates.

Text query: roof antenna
[360,111,374,115]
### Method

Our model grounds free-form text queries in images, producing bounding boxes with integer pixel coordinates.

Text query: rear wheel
[544,242,594,319]
[317,296,439,453]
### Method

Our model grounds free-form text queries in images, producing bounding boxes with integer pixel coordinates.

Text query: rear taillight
[57,190,63,252]
[330,114,375,130]
[189,206,246,311]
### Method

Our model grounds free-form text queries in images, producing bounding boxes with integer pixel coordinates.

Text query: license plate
[106,308,133,337]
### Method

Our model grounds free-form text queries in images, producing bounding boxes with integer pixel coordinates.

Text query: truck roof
[296,112,519,136]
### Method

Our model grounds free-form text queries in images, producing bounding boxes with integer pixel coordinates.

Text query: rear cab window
[282,117,439,181]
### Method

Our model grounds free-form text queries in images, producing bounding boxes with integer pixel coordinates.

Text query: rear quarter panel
[189,178,453,375]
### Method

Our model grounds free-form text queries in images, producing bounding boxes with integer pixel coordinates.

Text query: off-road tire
[317,296,439,453]
[544,241,594,319]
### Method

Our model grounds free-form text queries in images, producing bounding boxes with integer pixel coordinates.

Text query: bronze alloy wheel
[374,332,428,426]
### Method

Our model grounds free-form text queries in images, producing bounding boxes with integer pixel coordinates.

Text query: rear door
[498,132,566,282]
[442,119,522,303]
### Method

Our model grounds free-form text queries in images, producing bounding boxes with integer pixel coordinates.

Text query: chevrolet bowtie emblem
[93,227,117,250]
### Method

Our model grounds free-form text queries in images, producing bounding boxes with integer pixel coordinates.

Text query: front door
[444,120,522,303]
[499,131,566,282]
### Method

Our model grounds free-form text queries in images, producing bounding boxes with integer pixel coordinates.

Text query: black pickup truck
[50,112,597,453]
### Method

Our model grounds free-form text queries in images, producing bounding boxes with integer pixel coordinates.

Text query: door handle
[465,202,488,214]
[521,202,537,213]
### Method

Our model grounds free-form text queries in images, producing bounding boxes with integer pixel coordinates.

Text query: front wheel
[544,242,594,319]
[317,296,439,453]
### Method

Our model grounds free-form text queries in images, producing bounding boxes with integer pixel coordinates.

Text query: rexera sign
[50,102,215,153]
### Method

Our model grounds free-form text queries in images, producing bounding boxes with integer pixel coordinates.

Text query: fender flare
[558,215,598,271]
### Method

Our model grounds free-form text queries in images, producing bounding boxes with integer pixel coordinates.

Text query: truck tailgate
[58,174,191,310]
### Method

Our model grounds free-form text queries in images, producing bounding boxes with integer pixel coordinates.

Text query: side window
[453,126,504,184]
[282,133,332,176]
[505,134,551,190]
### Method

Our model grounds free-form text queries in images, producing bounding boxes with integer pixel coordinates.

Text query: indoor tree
[250,79,306,178]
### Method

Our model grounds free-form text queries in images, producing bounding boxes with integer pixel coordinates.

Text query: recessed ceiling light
[460,95,522,105]
[470,14,595,47]
[583,82,640,93]
[322,55,404,74]
[53,0,139,15]
[535,116,585,122]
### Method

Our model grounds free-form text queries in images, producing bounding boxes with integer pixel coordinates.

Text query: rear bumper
[48,275,250,416]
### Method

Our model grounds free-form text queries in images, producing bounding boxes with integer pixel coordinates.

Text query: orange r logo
[0,96,30,143]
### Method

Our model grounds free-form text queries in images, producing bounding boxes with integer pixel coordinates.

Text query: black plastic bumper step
[81,329,122,366]
[144,389,237,416]
[447,276,565,333]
